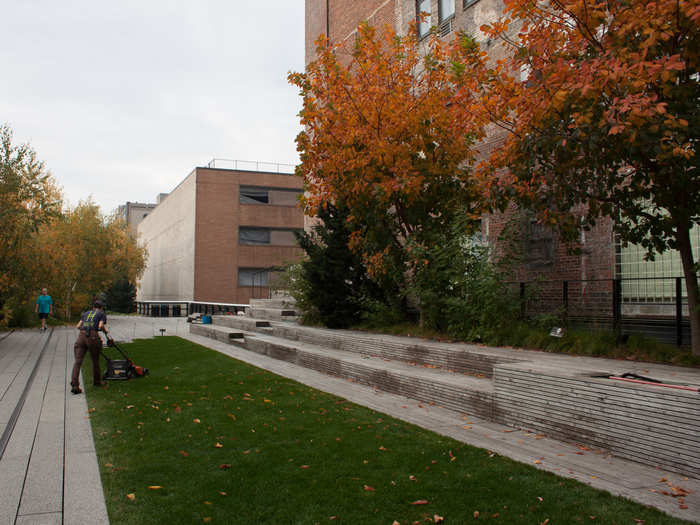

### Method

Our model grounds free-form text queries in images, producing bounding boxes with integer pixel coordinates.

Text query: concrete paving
[2,316,698,523]
[0,328,108,525]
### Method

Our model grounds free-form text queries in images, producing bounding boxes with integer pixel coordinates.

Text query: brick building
[136,161,304,313]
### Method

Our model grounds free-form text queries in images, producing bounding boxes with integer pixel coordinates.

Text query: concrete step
[221,321,522,378]
[236,331,495,420]
[249,297,297,309]
[211,315,272,331]
[189,323,245,344]
[244,308,299,322]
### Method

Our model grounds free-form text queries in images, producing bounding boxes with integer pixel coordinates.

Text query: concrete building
[136,161,304,312]
[117,201,158,237]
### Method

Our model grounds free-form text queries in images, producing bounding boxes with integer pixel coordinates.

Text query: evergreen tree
[295,203,383,329]
[105,276,137,313]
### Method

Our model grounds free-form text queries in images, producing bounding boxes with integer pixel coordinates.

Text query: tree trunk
[676,224,700,356]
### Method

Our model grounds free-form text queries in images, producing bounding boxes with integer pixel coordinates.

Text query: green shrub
[408,214,521,341]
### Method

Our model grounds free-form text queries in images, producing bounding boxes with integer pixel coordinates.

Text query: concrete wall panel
[136,171,196,301]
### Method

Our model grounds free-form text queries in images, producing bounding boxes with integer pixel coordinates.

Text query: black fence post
[612,279,622,334]
[563,280,569,325]
[520,282,526,319]
[676,277,683,347]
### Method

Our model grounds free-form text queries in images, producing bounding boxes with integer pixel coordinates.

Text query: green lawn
[85,337,694,524]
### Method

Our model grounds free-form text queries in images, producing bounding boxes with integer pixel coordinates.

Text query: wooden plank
[494,386,700,440]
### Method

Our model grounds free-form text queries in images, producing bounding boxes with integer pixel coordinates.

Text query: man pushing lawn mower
[70,300,148,394]
[70,300,110,394]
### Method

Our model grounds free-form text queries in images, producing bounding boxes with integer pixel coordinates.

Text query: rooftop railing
[206,158,297,175]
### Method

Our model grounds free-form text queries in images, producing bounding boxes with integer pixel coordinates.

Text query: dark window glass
[240,186,269,204]
[417,0,431,38]
[238,268,269,287]
[239,227,271,245]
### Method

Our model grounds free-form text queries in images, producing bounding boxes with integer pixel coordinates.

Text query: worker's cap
[93,300,105,308]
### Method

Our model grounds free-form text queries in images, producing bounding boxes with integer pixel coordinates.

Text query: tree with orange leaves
[461,0,700,354]
[289,23,489,302]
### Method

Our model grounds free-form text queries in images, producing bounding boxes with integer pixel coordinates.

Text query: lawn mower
[101,336,149,380]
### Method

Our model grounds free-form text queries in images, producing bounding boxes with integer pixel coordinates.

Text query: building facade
[117,201,158,237]
[137,163,304,308]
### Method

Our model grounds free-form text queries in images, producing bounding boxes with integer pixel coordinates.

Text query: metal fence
[206,158,296,175]
[510,277,693,347]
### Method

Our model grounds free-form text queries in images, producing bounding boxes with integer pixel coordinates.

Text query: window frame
[239,185,302,206]
[438,0,455,24]
[416,0,431,39]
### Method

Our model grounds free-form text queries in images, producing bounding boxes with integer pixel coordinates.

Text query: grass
[85,337,695,525]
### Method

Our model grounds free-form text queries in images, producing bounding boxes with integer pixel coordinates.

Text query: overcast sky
[0,1,305,214]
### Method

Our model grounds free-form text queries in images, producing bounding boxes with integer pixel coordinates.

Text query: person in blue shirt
[70,300,110,394]
[35,288,53,331]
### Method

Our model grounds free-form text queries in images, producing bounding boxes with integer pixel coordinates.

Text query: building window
[439,0,455,23]
[239,185,302,206]
[238,268,269,287]
[240,186,269,204]
[239,227,301,246]
[463,0,478,9]
[239,227,271,245]
[416,0,431,39]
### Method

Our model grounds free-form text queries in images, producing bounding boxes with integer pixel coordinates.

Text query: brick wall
[194,168,304,304]
[306,0,396,64]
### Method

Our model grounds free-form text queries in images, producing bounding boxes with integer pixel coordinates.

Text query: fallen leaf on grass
[541,519,550,525]
[104,463,113,468]
[203,518,211,523]
[379,446,387,451]
[125,405,134,409]
[214,442,223,448]
[473,510,479,518]
[409,475,417,481]
[193,418,201,424]
[219,491,227,496]
[411,500,428,505]
[148,486,162,490]
[300,465,310,469]
[434,515,444,523]
[180,450,189,457]
[219,464,231,470]
[126,493,135,501]
[363,485,375,491]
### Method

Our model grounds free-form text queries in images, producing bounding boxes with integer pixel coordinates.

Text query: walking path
[1,317,698,523]
[0,327,108,525]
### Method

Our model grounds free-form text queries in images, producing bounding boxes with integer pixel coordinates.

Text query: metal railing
[509,277,694,347]
[206,158,296,175]
[136,301,247,317]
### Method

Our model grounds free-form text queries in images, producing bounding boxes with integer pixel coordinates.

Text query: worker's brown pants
[71,331,102,387]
